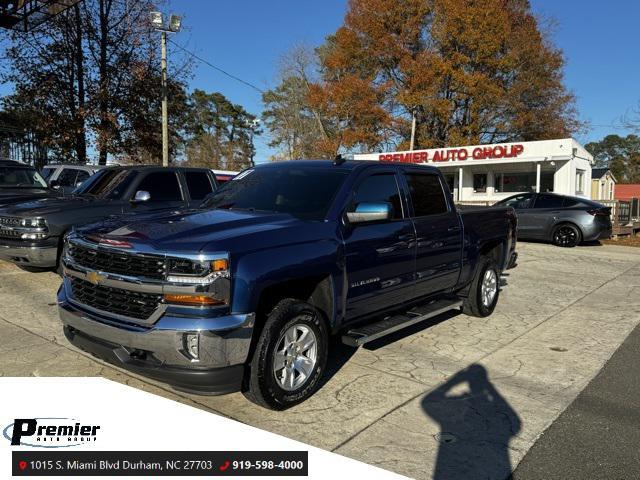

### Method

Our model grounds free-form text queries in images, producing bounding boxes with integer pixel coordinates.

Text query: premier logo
[3,418,100,448]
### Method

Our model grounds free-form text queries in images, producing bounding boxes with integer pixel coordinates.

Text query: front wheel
[552,223,581,248]
[463,257,500,318]
[243,299,328,410]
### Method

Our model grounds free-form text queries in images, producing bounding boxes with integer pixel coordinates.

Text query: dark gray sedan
[495,193,612,247]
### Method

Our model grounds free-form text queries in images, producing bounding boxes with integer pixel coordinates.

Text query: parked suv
[0,160,58,206]
[0,165,217,270]
[41,164,105,194]
[59,160,517,410]
[495,192,612,247]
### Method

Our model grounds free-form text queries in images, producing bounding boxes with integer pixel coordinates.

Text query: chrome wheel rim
[555,226,577,246]
[481,269,498,307]
[273,323,318,391]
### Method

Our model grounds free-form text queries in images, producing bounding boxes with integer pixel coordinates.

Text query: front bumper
[58,284,255,395]
[0,239,58,268]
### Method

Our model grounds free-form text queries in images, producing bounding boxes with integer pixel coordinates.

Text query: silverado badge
[86,271,104,285]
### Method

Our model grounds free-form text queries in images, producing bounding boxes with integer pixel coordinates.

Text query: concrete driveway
[2,242,640,479]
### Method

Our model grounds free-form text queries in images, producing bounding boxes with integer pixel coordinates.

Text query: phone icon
[219,461,230,472]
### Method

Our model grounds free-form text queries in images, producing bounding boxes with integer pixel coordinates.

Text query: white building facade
[353,138,594,203]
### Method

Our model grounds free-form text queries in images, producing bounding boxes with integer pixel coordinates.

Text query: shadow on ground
[423,364,521,480]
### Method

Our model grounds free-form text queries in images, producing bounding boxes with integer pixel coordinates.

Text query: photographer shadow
[422,364,521,480]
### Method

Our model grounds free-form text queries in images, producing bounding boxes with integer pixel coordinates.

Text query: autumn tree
[262,45,334,160]
[309,0,582,153]
[0,0,191,165]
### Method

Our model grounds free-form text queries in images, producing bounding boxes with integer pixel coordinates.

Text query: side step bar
[341,298,463,347]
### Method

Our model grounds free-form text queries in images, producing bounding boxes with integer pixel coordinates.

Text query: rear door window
[534,194,564,209]
[185,171,214,201]
[135,172,183,202]
[405,172,448,216]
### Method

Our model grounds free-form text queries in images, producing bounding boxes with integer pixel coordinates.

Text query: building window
[473,173,487,193]
[576,169,585,194]
[495,172,535,193]
[494,171,554,193]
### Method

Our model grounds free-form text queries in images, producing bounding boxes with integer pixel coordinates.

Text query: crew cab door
[127,170,187,212]
[402,169,462,298]
[342,169,416,320]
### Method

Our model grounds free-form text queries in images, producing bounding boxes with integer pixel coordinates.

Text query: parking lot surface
[2,242,640,479]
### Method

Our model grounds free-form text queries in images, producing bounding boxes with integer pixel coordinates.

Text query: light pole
[150,11,182,167]
[247,118,260,167]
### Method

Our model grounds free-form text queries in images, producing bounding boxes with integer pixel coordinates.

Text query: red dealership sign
[378,144,525,164]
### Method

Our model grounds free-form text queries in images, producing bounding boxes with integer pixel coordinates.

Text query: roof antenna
[333,154,346,166]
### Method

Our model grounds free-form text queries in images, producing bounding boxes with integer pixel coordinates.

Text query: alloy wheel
[272,322,318,391]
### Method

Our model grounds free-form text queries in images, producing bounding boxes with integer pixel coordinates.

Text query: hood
[0,195,109,217]
[76,208,302,253]
[0,188,58,207]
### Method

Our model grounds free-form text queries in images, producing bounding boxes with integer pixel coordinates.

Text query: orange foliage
[311,0,582,152]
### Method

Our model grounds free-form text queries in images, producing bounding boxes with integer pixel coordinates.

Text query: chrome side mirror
[132,190,151,203]
[346,202,391,224]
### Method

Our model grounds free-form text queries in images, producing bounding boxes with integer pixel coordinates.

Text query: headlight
[166,256,229,284]
[20,218,47,229]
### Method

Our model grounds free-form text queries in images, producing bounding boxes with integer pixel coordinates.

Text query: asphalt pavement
[511,314,640,480]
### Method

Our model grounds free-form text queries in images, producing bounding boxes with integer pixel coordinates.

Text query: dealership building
[354,138,594,203]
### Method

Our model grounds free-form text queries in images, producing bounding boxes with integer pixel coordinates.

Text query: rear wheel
[552,223,581,248]
[463,257,500,318]
[243,298,328,410]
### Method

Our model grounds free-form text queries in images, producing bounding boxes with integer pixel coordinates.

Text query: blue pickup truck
[58,160,517,409]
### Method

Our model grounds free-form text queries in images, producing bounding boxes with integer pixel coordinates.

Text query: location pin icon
[18,461,27,471]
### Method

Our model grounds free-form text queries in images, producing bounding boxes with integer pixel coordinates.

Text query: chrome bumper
[58,284,255,371]
[0,242,58,267]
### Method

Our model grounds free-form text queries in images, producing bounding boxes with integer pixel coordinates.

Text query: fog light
[21,233,48,240]
[185,333,199,361]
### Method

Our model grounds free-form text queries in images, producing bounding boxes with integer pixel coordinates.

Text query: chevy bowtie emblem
[86,271,104,285]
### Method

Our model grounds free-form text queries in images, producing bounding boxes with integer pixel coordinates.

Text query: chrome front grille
[66,241,166,280]
[69,277,162,321]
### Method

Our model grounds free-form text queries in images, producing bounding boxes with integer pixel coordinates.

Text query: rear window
[405,173,448,216]
[185,171,214,201]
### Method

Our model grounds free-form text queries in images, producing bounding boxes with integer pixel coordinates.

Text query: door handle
[447,226,461,233]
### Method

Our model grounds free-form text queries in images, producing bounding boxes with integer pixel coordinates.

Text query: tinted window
[473,173,487,193]
[77,169,137,199]
[185,171,214,200]
[57,168,80,187]
[201,167,348,221]
[0,167,47,188]
[41,167,55,180]
[534,194,563,209]
[406,173,448,216]
[351,173,403,220]
[75,170,90,184]
[499,194,533,209]
[136,172,182,202]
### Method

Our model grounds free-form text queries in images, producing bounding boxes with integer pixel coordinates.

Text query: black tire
[462,256,500,318]
[243,298,329,410]
[552,223,582,248]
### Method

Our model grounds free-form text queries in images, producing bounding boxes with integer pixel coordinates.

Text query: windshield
[0,167,48,188]
[75,168,136,200]
[201,166,349,221]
